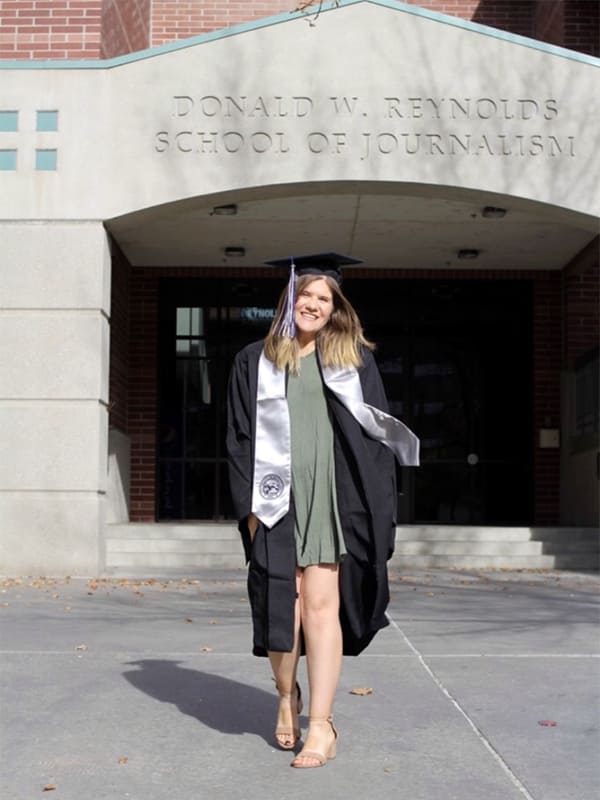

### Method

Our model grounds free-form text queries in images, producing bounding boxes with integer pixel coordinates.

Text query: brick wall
[128,267,159,520]
[534,0,564,46]
[1,0,597,60]
[0,0,102,60]
[150,0,293,46]
[563,237,599,369]
[101,0,150,58]
[563,0,599,57]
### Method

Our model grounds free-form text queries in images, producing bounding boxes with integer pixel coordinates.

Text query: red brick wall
[128,267,159,520]
[0,0,102,60]
[534,0,564,46]
[149,0,536,47]
[563,0,599,57]
[150,0,293,46]
[101,0,150,58]
[1,0,597,61]
[563,237,599,369]
[126,265,559,523]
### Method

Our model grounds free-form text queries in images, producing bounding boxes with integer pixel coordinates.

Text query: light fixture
[224,246,246,257]
[211,204,238,216]
[458,249,479,260]
[482,206,507,218]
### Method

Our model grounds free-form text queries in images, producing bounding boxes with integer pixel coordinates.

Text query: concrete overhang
[106,181,599,271]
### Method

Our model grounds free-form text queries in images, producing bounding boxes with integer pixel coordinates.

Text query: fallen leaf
[118,756,128,765]
[200,647,214,652]
[42,786,57,792]
[538,720,558,727]
[184,618,193,623]
[75,644,88,651]
[350,687,373,695]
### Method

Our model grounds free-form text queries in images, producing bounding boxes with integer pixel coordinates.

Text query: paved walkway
[1,567,599,800]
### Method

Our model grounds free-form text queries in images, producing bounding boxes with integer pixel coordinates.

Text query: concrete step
[103,523,599,575]
[389,553,598,570]
[395,526,600,544]
[107,523,237,540]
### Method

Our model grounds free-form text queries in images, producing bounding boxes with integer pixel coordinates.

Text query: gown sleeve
[358,348,399,554]
[226,349,254,523]
[358,348,391,414]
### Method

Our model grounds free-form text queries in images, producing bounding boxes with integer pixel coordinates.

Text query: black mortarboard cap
[264,252,362,286]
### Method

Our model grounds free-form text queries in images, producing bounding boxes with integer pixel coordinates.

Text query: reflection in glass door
[157,278,280,520]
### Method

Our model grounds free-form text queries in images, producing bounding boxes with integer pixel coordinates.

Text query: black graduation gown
[226,340,398,657]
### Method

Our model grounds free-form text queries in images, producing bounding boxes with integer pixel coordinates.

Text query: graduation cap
[265,252,362,286]
[265,252,362,338]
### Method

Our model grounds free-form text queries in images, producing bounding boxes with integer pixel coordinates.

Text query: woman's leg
[268,568,303,747]
[293,563,342,765]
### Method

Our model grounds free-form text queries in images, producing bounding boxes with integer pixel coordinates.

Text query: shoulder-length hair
[263,274,374,373]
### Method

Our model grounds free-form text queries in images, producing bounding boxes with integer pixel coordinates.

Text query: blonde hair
[264,274,374,373]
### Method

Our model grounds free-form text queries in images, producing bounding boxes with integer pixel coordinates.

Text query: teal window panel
[0,111,18,132]
[36,110,58,132]
[0,150,17,170]
[35,149,57,170]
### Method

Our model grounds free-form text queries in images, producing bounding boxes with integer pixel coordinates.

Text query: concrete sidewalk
[1,567,598,800]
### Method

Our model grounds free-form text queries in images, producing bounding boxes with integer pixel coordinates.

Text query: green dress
[287,350,347,567]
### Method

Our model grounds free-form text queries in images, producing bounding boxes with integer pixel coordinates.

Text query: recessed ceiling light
[224,246,246,257]
[211,204,238,216]
[482,206,507,218]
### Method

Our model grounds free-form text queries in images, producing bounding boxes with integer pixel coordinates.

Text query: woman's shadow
[123,659,300,747]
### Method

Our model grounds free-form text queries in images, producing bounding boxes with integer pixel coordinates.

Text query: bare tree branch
[293,1,341,26]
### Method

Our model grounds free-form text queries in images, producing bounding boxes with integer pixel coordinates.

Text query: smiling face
[294,277,334,342]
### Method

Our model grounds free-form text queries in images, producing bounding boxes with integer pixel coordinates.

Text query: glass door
[350,279,533,525]
[157,278,280,520]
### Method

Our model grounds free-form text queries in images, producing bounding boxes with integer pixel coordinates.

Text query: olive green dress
[287,350,346,567]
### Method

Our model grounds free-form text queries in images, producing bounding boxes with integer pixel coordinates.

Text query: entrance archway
[104,181,598,528]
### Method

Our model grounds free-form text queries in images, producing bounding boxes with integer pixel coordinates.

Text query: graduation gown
[226,340,398,657]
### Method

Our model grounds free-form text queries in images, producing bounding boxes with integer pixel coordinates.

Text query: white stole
[252,349,420,528]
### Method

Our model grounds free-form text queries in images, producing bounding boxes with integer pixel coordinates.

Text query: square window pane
[35,149,57,171]
[36,110,58,132]
[176,308,191,335]
[0,150,17,170]
[0,111,18,132]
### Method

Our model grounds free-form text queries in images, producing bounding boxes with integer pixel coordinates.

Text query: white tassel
[277,259,296,338]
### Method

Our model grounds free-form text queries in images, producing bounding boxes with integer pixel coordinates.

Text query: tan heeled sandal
[290,716,338,768]
[274,682,303,750]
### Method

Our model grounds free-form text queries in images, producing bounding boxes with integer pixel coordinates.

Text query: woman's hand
[247,513,259,542]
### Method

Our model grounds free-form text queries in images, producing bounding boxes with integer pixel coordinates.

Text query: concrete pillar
[0,222,111,575]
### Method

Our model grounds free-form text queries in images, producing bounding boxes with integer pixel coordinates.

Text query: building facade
[0,0,598,575]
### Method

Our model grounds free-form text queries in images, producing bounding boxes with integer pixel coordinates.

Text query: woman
[226,254,419,768]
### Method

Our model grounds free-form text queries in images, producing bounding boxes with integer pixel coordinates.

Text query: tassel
[277,259,296,338]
